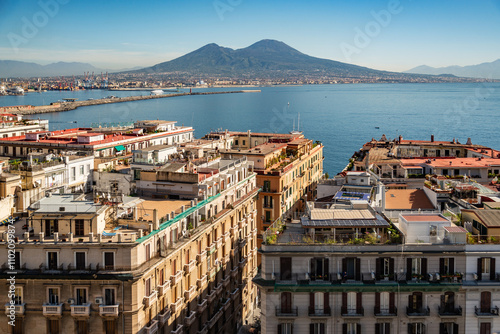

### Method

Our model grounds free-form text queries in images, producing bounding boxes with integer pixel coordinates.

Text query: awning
[114,145,125,152]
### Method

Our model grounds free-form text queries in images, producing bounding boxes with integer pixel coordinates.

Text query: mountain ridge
[405,59,500,79]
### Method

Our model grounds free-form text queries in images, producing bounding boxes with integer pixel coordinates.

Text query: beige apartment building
[1,158,259,334]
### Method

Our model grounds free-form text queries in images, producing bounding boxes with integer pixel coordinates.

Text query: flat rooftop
[32,194,103,214]
[401,214,449,222]
[222,142,286,156]
[385,189,435,210]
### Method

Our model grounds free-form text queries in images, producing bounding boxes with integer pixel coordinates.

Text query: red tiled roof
[443,226,467,233]
[401,214,449,222]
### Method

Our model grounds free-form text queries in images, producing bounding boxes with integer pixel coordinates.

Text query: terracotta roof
[443,226,467,233]
[385,189,435,210]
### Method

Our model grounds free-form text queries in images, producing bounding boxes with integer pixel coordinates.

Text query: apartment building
[0,157,259,334]
[0,113,49,138]
[255,200,500,334]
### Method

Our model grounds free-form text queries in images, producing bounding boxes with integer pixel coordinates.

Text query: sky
[0,0,499,72]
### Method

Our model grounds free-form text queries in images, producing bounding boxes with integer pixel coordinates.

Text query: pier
[11,90,260,115]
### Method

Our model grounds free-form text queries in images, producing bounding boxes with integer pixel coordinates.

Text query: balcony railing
[223,232,230,242]
[144,320,158,334]
[158,280,171,296]
[223,298,231,311]
[438,305,462,316]
[216,237,223,249]
[197,299,208,313]
[275,306,298,317]
[206,244,216,255]
[184,285,197,301]
[475,306,500,316]
[208,309,223,328]
[222,275,231,287]
[143,291,158,308]
[207,289,217,303]
[309,307,331,317]
[99,305,119,317]
[341,307,364,316]
[184,311,197,327]
[197,250,207,264]
[170,297,184,314]
[159,308,171,325]
[231,267,239,278]
[197,325,208,334]
[230,288,240,301]
[184,260,197,274]
[43,303,63,316]
[4,303,25,315]
[374,306,398,316]
[70,303,91,316]
[171,270,183,285]
[238,238,247,248]
[238,257,248,269]
[230,225,238,236]
[197,275,208,290]
[406,306,430,317]
[171,324,184,334]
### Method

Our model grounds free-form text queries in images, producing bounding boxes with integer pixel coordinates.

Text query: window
[280,257,292,280]
[76,288,87,305]
[440,291,455,313]
[376,257,394,280]
[280,292,292,314]
[12,318,23,334]
[408,323,425,334]
[104,319,116,334]
[47,251,58,270]
[408,292,424,313]
[277,323,293,334]
[375,323,390,334]
[480,291,492,313]
[47,319,60,334]
[342,257,360,281]
[80,165,84,175]
[440,258,455,275]
[343,323,360,334]
[45,219,58,237]
[75,219,84,236]
[310,323,325,334]
[342,292,361,315]
[12,287,22,304]
[76,320,88,334]
[480,323,491,334]
[310,257,329,281]
[104,288,115,305]
[376,292,395,315]
[309,292,329,315]
[145,243,151,262]
[14,251,21,270]
[75,252,86,270]
[440,322,458,334]
[104,252,114,270]
[71,167,76,181]
[48,287,60,305]
[380,292,389,313]
[265,210,271,223]
[407,258,427,280]
[263,180,271,192]
[478,257,496,280]
[145,277,152,296]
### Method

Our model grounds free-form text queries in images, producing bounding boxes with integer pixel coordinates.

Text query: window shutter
[439,323,445,334]
[389,258,395,279]
[324,292,330,313]
[320,323,325,334]
[342,324,348,334]
[342,258,347,277]
[375,292,380,314]
[478,258,483,281]
[440,294,445,311]
[309,292,314,314]
[421,258,428,279]
[291,324,294,334]
[408,294,413,310]
[385,323,390,334]
[324,258,330,280]
[449,258,455,274]
[342,292,347,314]
[389,292,395,313]
[407,258,412,281]
[357,323,361,334]
[375,324,380,334]
[310,324,314,334]
[453,323,458,334]
[278,324,282,334]
[356,292,362,314]
[439,258,445,274]
[490,258,496,281]
[311,258,316,280]
[356,258,361,281]
[408,323,413,333]
[376,258,382,277]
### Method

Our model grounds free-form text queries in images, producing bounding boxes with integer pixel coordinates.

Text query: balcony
[158,280,171,296]
[222,275,231,287]
[215,283,223,295]
[184,259,197,274]
[197,250,207,264]
[197,325,208,334]
[223,254,230,265]
[238,218,246,229]
[406,306,430,317]
[197,299,208,313]
[223,298,231,311]
[70,303,91,317]
[374,306,398,317]
[230,288,240,301]
[99,305,119,317]
[5,303,25,316]
[207,290,217,303]
[144,320,158,334]
[184,310,197,327]
[208,309,223,328]
[230,225,238,236]
[309,307,331,317]
[438,306,462,317]
[275,306,298,317]
[184,285,197,301]
[341,307,364,317]
[159,308,171,325]
[43,303,63,316]
[238,256,248,269]
[197,275,208,290]
[475,306,500,317]
[170,297,184,314]
[171,324,184,334]
[216,237,223,249]
[231,267,239,278]
[171,270,183,285]
[206,243,215,255]
[223,232,230,242]
[144,291,158,308]
[238,238,247,248]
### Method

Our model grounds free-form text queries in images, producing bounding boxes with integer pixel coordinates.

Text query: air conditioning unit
[492,308,499,315]
[473,273,479,280]
[68,298,75,305]
[95,297,103,305]
[435,273,441,281]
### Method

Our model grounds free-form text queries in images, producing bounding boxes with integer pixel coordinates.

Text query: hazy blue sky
[1,0,499,71]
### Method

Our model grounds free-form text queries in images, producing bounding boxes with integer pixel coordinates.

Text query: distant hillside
[406,59,500,79]
[127,39,448,81]
[0,60,103,78]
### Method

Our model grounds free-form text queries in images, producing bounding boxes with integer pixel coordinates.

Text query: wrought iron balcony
[475,305,500,316]
[406,306,430,317]
[308,306,331,317]
[275,306,298,317]
[438,305,462,316]
[341,306,364,317]
[374,306,397,317]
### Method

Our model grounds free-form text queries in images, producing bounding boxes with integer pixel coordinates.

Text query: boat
[7,86,24,95]
[375,127,380,129]
[151,89,164,96]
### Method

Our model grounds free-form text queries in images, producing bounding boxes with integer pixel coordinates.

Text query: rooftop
[31,194,105,214]
[401,214,449,222]
[385,189,435,210]
[462,209,500,228]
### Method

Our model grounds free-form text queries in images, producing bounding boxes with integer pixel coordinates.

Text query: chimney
[431,134,434,142]
[399,135,402,143]
[153,209,159,230]
[466,137,472,145]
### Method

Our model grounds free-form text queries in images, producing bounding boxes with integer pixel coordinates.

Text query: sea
[1,83,499,175]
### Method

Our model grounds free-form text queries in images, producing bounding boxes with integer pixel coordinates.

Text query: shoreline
[10,90,261,115]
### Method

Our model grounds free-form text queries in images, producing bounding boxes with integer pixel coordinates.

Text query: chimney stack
[431,134,434,142]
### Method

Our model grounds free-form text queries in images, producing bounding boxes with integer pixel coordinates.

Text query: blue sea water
[1,83,498,174]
